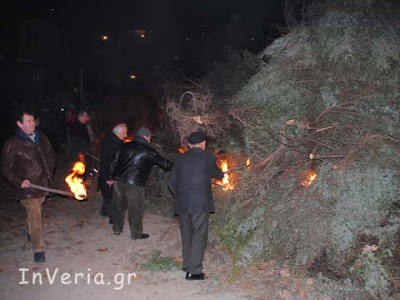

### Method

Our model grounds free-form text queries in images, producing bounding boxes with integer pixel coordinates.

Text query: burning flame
[216,159,234,191]
[65,162,87,200]
[246,158,251,168]
[300,170,317,187]
[178,147,185,153]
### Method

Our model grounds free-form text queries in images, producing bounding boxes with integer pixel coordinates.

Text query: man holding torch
[1,107,55,263]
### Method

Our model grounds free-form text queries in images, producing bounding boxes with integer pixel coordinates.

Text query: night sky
[0,0,284,143]
[2,0,284,73]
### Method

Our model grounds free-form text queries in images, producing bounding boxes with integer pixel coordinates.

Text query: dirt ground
[0,156,256,300]
[1,154,346,300]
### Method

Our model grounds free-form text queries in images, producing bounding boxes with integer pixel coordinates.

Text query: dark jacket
[109,136,172,187]
[1,129,55,199]
[99,131,124,198]
[69,120,90,154]
[168,147,223,215]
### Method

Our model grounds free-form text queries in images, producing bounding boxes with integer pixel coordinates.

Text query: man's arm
[107,149,120,180]
[168,164,176,196]
[154,152,173,171]
[1,141,23,187]
[211,157,224,180]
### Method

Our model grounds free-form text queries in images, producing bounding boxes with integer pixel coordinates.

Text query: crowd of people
[1,105,224,281]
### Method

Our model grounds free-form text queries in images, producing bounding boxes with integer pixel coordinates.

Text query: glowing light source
[129,74,137,80]
[216,159,234,191]
[300,170,317,187]
[102,35,108,40]
[65,162,87,200]
[246,158,251,168]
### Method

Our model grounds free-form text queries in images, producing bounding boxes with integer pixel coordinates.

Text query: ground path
[0,157,252,300]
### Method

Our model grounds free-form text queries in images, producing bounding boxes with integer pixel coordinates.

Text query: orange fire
[246,158,251,168]
[216,159,234,191]
[178,147,185,153]
[65,162,87,200]
[300,170,318,187]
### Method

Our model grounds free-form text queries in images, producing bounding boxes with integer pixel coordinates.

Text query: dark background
[0,0,284,146]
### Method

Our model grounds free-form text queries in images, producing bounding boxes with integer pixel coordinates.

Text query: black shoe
[130,233,149,240]
[113,231,120,235]
[34,252,45,263]
[185,272,205,280]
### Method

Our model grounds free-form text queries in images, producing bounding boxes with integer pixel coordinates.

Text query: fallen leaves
[279,268,291,278]
[96,248,108,252]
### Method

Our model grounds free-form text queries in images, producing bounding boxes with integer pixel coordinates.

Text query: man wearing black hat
[168,131,224,280]
[107,127,172,239]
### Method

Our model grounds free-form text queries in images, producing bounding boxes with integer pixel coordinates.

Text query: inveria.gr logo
[19,268,137,290]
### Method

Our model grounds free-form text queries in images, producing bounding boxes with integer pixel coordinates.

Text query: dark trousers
[179,213,210,274]
[112,181,145,238]
[101,196,112,216]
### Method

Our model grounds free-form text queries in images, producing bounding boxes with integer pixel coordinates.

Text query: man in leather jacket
[107,127,172,239]
[1,108,55,263]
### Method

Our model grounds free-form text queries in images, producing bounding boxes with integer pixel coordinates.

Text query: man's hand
[21,180,31,188]
[106,180,114,186]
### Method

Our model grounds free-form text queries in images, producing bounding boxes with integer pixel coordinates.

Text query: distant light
[102,35,108,40]
[130,74,137,80]
[186,37,190,41]
[251,37,255,41]
[61,108,65,112]
[174,56,178,60]
[50,8,55,12]
[140,34,145,38]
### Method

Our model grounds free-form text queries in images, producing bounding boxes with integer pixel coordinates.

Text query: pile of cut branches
[164,82,259,146]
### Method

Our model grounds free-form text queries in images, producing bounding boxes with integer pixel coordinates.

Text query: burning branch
[65,162,87,200]
[28,184,74,198]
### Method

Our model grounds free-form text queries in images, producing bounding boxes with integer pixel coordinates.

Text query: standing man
[68,108,92,181]
[69,108,91,156]
[168,131,223,280]
[108,127,172,239]
[1,108,55,263]
[99,123,127,224]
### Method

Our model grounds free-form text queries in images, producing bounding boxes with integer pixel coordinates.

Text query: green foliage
[208,0,400,298]
[350,247,392,299]
[140,251,181,272]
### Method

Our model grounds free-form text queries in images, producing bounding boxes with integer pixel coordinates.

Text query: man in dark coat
[168,131,224,280]
[108,127,172,239]
[99,123,127,223]
[68,108,93,181]
[1,108,55,263]
[69,109,91,156]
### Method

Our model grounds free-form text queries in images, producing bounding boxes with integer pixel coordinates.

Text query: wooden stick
[29,183,75,198]
[85,153,100,162]
[309,154,344,160]
[224,165,251,174]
